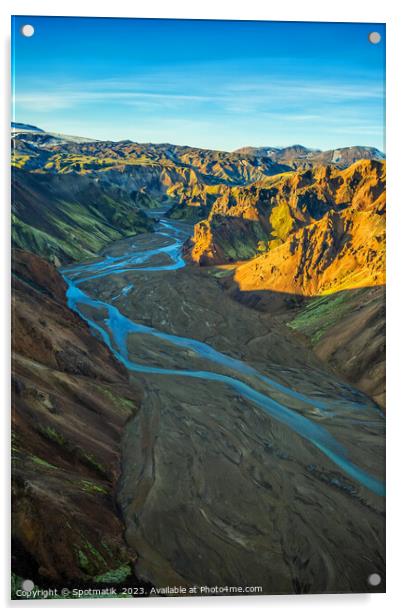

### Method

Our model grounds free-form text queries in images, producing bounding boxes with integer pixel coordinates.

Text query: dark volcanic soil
[69,223,385,595]
[12,249,143,585]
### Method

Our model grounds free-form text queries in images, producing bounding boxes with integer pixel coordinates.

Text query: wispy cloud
[226,80,383,100]
[12,63,385,154]
[12,17,385,150]
[14,90,219,112]
[14,72,384,118]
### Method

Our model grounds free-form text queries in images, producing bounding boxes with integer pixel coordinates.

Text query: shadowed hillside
[12,248,144,586]
[12,169,154,264]
[288,287,385,407]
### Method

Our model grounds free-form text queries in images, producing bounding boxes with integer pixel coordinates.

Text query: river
[60,212,385,591]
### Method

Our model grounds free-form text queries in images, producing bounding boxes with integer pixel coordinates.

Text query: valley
[61,213,385,593]
[11,125,386,595]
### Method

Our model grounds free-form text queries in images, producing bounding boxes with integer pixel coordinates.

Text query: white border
[1,1,401,613]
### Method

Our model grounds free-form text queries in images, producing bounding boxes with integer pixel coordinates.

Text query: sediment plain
[65,215,385,594]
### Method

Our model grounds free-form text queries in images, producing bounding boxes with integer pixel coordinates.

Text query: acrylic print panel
[11,16,385,600]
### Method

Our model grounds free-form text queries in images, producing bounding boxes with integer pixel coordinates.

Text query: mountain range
[11,124,386,589]
[11,124,386,403]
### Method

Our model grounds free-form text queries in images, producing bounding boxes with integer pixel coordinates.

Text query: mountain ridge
[12,123,385,158]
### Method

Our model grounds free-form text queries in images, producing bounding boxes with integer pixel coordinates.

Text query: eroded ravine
[61,214,385,593]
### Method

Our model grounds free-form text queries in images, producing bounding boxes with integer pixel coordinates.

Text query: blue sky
[12,17,385,151]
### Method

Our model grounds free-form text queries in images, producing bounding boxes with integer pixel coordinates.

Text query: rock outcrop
[186,160,385,406]
[188,160,385,296]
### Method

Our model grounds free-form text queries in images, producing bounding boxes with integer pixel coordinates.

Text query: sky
[11,17,386,151]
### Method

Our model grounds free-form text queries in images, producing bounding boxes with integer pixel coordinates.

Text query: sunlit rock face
[183,160,385,406]
[188,160,385,286]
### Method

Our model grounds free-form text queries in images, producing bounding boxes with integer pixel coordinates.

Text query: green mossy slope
[12,169,154,264]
